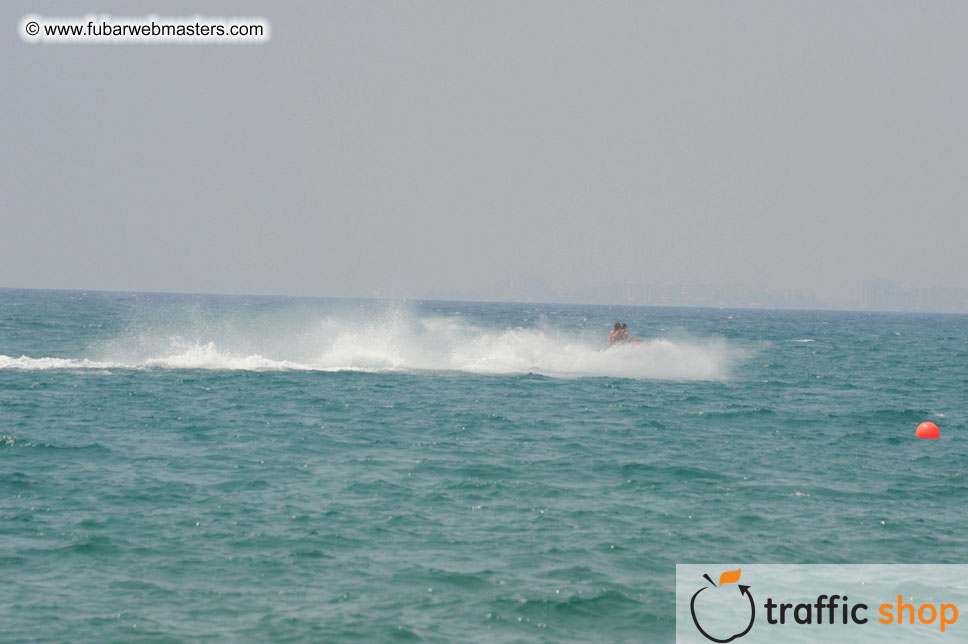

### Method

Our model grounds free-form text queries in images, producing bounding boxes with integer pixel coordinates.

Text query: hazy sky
[3,1,966,302]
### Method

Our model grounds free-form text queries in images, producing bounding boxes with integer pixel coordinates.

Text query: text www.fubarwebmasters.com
[20,14,270,44]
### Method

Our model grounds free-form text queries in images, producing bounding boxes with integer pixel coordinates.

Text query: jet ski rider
[609,321,640,346]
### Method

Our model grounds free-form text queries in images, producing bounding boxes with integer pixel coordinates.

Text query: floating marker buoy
[916,422,940,439]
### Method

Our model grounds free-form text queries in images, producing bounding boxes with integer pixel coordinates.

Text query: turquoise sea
[1,289,965,642]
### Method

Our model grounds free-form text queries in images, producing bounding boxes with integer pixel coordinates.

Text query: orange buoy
[916,422,940,439]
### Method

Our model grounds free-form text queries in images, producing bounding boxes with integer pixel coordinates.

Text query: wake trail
[1,309,744,380]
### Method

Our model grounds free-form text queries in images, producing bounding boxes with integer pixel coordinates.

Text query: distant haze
[3,1,967,312]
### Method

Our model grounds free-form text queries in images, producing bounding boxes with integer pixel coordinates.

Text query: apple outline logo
[689,569,755,643]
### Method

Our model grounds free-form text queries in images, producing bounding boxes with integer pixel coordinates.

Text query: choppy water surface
[1,289,965,642]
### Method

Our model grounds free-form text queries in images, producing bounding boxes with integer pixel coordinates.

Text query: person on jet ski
[609,321,640,346]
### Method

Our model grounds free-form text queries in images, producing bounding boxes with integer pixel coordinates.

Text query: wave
[0,306,743,380]
[0,355,121,370]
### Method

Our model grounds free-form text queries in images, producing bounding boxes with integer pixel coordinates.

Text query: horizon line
[2,284,966,318]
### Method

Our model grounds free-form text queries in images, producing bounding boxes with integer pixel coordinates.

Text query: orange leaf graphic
[719,568,741,586]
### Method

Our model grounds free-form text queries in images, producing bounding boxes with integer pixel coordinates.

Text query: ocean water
[1,288,965,643]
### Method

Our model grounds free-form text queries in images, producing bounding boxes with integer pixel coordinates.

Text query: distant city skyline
[425,278,968,313]
[3,277,966,314]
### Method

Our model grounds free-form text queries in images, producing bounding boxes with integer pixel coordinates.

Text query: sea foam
[0,305,741,380]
